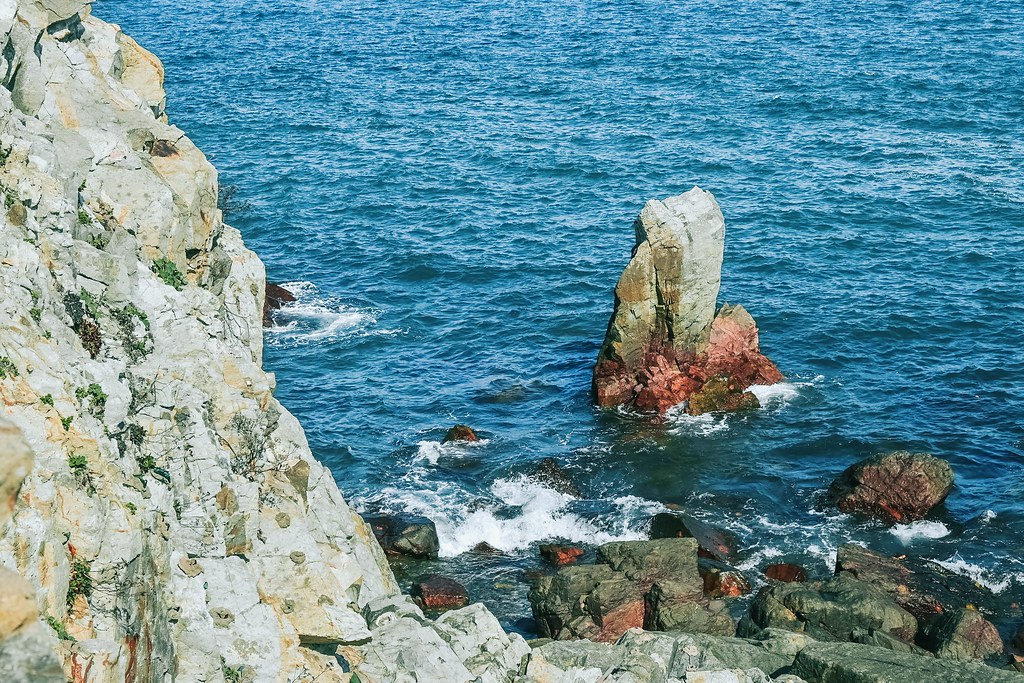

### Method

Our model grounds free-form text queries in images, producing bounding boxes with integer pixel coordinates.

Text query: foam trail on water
[931,553,1024,594]
[368,476,663,558]
[265,280,401,346]
[890,520,950,544]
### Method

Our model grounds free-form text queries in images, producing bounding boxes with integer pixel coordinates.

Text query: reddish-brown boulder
[764,563,808,583]
[829,452,954,524]
[539,544,585,566]
[442,424,479,443]
[703,568,751,598]
[411,574,469,611]
[263,282,296,326]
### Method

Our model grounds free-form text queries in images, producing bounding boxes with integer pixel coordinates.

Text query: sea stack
[593,187,782,415]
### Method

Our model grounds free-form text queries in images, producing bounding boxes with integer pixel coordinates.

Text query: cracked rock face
[593,188,782,415]
[828,451,955,524]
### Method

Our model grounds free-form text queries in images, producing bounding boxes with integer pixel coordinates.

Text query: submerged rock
[592,188,781,415]
[442,424,480,443]
[411,575,470,611]
[364,514,441,559]
[828,452,955,523]
[263,281,296,326]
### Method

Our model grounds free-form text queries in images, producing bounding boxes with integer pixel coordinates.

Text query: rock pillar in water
[593,187,782,415]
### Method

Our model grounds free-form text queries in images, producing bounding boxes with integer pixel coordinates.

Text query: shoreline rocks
[364,514,441,559]
[592,188,782,415]
[443,424,480,443]
[411,575,470,611]
[263,281,296,326]
[829,451,955,523]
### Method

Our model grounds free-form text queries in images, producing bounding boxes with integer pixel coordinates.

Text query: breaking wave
[265,281,402,346]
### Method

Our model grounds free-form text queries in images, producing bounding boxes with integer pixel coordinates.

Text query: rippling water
[97,0,1024,635]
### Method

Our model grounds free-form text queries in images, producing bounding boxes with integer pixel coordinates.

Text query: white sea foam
[981,510,997,522]
[265,280,402,345]
[665,409,731,436]
[414,439,489,465]
[890,520,950,544]
[931,553,1024,594]
[371,476,661,558]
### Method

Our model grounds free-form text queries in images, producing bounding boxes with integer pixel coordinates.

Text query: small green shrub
[68,453,87,474]
[4,192,14,209]
[29,307,41,322]
[66,559,92,607]
[79,290,101,320]
[79,318,102,358]
[61,415,73,430]
[45,616,75,642]
[40,394,54,407]
[125,502,137,515]
[136,453,156,474]
[152,257,186,291]
[127,423,146,446]
[0,356,17,379]
[76,383,107,417]
[77,209,90,225]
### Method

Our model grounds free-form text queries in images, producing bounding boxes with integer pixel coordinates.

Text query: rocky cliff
[0,2,530,680]
[593,188,782,415]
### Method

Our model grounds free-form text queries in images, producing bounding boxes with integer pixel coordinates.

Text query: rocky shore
[0,2,1020,682]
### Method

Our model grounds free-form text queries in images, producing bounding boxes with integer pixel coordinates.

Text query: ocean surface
[96,0,1024,635]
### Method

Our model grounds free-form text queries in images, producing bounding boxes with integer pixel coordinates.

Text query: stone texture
[540,544,585,566]
[765,563,808,584]
[593,189,781,415]
[443,424,480,443]
[363,514,441,559]
[918,608,1003,662]
[828,452,954,524]
[650,512,738,562]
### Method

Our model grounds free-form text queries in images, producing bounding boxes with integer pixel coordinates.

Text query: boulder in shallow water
[532,458,582,497]
[592,188,781,415]
[411,574,470,611]
[442,424,480,443]
[263,281,296,326]
[363,514,440,559]
[540,544,584,566]
[918,608,1003,662]
[828,452,954,524]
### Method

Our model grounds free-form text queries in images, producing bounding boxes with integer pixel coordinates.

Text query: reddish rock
[594,598,646,643]
[540,544,585,566]
[764,563,807,583]
[263,282,296,326]
[411,574,469,611]
[442,424,479,443]
[703,568,751,598]
[829,452,955,524]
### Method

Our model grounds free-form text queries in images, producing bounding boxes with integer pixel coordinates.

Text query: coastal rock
[412,574,470,611]
[262,281,295,326]
[443,424,480,443]
[592,188,781,415]
[364,514,441,559]
[743,573,918,644]
[532,458,582,497]
[540,544,585,566]
[828,452,954,524]
[530,539,731,643]
[918,608,1003,662]
[702,564,753,599]
[765,564,808,583]
[650,511,738,562]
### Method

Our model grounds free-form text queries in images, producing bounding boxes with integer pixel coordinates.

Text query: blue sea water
[96,0,1024,634]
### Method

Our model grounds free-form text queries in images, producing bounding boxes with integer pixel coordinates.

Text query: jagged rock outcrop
[593,188,782,415]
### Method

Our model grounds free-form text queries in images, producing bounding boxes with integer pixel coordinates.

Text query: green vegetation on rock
[152,257,186,290]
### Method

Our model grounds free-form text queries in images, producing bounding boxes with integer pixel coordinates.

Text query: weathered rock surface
[650,511,738,562]
[828,452,954,524]
[540,544,585,566]
[593,189,781,415]
[765,563,808,584]
[530,539,734,643]
[918,608,1003,662]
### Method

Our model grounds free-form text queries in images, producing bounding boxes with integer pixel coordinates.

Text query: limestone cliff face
[0,2,532,681]
[593,188,782,415]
